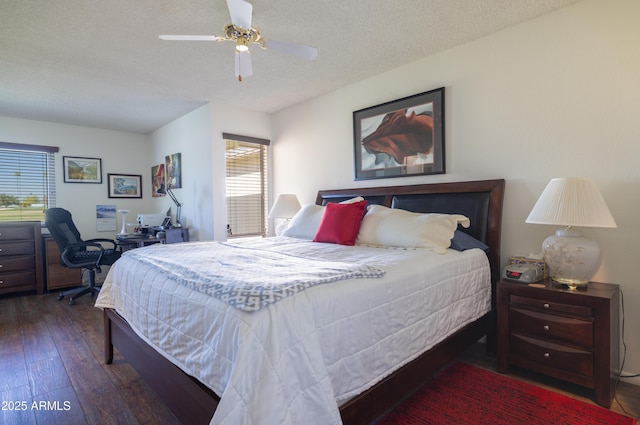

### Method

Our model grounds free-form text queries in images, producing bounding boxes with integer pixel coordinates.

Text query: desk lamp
[525,178,616,289]
[157,187,182,227]
[269,194,301,235]
[118,210,130,235]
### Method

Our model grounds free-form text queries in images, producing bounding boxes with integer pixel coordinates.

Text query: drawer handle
[544,352,550,358]
[543,303,550,308]
[543,325,550,331]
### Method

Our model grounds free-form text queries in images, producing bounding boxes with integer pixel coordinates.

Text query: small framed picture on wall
[107,174,142,198]
[63,156,102,183]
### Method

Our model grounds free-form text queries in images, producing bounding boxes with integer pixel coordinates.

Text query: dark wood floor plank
[20,321,59,364]
[0,347,30,393]
[0,385,37,425]
[27,356,72,398]
[31,385,86,425]
[0,322,22,356]
[115,379,182,425]
[74,386,140,425]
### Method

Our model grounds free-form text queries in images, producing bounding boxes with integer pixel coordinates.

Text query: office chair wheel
[69,297,76,305]
[57,293,64,301]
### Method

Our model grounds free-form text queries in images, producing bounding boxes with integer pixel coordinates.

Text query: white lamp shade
[268,194,301,219]
[526,178,616,287]
[525,178,616,228]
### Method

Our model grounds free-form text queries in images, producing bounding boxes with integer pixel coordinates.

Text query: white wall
[0,116,152,239]
[149,102,271,241]
[271,0,640,381]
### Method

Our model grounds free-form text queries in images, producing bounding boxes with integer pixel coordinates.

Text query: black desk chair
[45,208,121,305]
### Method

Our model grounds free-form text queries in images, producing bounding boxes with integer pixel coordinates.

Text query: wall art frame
[63,156,102,183]
[107,173,142,198]
[353,87,445,180]
[165,153,182,189]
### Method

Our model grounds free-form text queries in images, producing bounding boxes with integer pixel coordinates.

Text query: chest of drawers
[0,222,44,295]
[497,279,620,407]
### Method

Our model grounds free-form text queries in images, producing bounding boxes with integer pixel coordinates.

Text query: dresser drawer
[0,226,35,241]
[510,294,593,318]
[0,256,35,273]
[0,271,37,290]
[0,241,35,257]
[510,333,593,378]
[510,307,593,348]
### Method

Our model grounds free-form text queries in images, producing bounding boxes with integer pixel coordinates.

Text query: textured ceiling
[0,0,580,134]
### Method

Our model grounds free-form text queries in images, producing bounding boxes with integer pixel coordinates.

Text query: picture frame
[151,163,166,198]
[63,156,102,183]
[165,152,182,189]
[107,174,142,198]
[353,87,445,180]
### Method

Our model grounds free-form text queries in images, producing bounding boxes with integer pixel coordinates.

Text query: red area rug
[377,362,636,425]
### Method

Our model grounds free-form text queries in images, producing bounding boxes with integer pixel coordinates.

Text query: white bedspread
[123,241,385,311]
[95,237,490,425]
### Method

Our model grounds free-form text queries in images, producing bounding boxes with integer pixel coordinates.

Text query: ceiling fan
[159,0,318,81]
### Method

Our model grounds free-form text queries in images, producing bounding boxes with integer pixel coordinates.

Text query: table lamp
[269,194,301,236]
[525,178,616,289]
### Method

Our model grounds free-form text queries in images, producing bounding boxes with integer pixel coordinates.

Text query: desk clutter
[117,227,189,251]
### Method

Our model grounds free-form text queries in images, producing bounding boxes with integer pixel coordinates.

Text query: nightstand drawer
[510,307,593,348]
[510,294,593,318]
[511,334,593,378]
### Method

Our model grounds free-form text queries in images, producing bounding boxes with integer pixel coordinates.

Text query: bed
[98,179,505,425]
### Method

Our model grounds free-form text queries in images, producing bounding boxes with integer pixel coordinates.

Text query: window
[0,142,58,222]
[224,133,269,238]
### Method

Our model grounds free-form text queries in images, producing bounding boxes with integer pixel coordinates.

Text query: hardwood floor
[1,291,638,424]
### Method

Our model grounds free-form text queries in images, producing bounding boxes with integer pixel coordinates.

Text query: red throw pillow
[313,200,367,245]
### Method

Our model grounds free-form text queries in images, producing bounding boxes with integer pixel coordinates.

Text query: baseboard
[619,372,640,387]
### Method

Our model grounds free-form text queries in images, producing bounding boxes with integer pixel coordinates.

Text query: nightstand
[496,279,620,407]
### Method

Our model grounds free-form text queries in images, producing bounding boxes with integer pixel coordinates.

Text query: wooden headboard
[316,179,505,283]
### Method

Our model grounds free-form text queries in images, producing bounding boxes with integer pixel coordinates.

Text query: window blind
[0,142,57,222]
[225,135,269,238]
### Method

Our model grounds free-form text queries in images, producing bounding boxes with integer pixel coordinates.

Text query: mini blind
[224,134,269,238]
[0,142,58,222]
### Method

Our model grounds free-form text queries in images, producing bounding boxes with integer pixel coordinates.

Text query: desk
[117,228,189,252]
[116,234,162,252]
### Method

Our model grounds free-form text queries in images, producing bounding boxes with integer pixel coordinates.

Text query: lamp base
[542,228,601,288]
[275,219,290,236]
[118,210,130,236]
[551,277,588,291]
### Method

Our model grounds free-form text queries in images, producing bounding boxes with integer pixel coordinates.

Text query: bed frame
[103,178,505,425]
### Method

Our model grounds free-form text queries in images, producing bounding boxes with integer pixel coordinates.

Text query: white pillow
[355,204,470,253]
[281,197,366,240]
[281,204,325,239]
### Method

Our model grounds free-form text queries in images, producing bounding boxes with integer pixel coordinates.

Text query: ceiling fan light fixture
[235,36,249,52]
[159,0,317,80]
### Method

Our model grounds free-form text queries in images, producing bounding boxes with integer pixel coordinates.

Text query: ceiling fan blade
[235,51,253,81]
[159,35,222,41]
[227,0,252,29]
[264,39,318,60]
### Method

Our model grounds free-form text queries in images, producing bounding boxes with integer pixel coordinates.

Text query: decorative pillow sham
[449,230,489,253]
[355,204,470,253]
[313,200,368,245]
[281,197,365,240]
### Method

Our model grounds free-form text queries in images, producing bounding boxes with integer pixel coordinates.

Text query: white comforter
[95,237,490,425]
